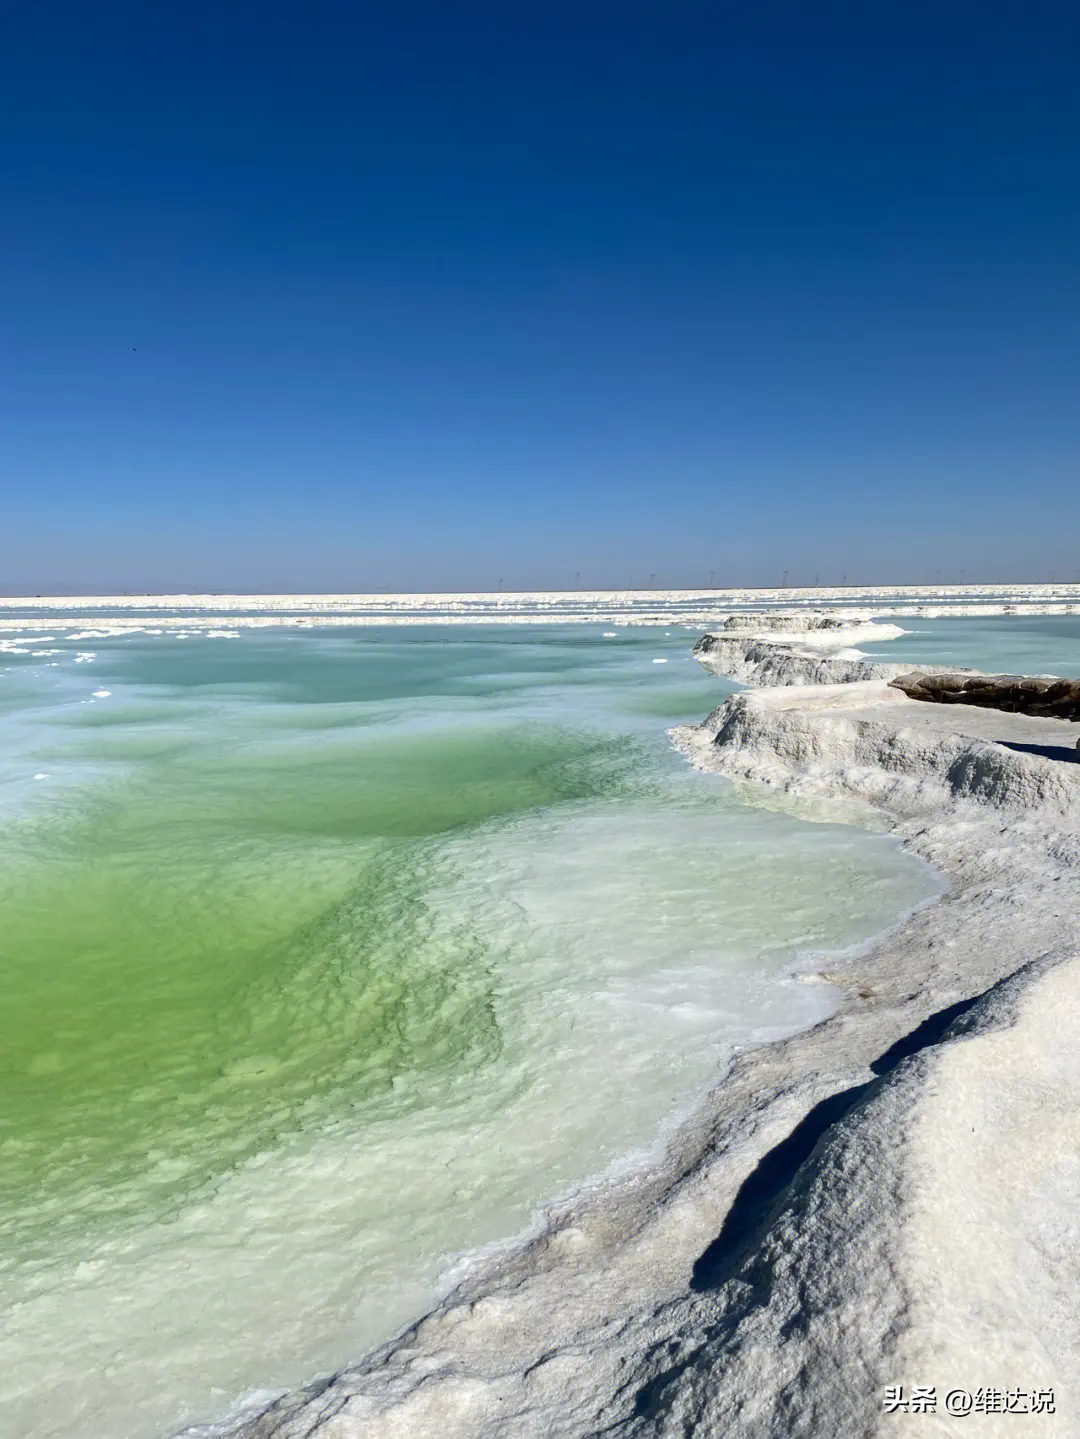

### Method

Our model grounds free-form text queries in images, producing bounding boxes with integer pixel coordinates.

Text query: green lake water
[0,622,938,1439]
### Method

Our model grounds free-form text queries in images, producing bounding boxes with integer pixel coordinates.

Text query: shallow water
[0,623,938,1439]
[860,613,1080,678]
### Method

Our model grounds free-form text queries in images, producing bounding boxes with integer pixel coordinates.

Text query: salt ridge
[693,613,910,686]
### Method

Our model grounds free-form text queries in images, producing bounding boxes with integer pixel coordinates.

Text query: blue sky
[1,0,1077,591]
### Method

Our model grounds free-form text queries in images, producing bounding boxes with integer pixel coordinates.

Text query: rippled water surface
[0,623,938,1439]
[860,613,1080,677]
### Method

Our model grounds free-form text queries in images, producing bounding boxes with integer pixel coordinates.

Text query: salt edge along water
[193,606,1080,1439]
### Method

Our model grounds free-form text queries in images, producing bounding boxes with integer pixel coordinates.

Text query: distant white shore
[2,584,1080,635]
[189,610,1080,1439]
[3,582,1080,610]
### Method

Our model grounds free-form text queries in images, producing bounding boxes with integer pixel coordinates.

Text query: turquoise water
[860,614,1080,678]
[0,623,938,1439]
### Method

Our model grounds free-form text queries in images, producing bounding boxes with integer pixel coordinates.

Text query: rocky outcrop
[891,671,1080,724]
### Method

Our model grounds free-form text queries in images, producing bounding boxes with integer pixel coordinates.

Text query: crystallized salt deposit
[692,615,912,687]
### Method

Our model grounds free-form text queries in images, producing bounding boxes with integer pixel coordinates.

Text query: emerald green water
[1,720,628,1253]
[0,623,938,1439]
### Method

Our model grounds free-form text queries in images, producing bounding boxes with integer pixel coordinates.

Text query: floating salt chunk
[652,658,668,664]
[33,773,48,780]
[92,689,111,698]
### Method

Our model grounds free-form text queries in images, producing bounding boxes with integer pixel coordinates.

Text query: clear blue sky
[1,0,1077,592]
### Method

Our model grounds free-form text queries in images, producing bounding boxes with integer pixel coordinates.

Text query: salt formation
[694,611,908,686]
[196,627,1080,1439]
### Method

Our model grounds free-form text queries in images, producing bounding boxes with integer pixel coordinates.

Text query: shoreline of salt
[187,613,1080,1439]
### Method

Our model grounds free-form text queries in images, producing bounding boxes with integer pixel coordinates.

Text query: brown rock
[889,671,1080,724]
